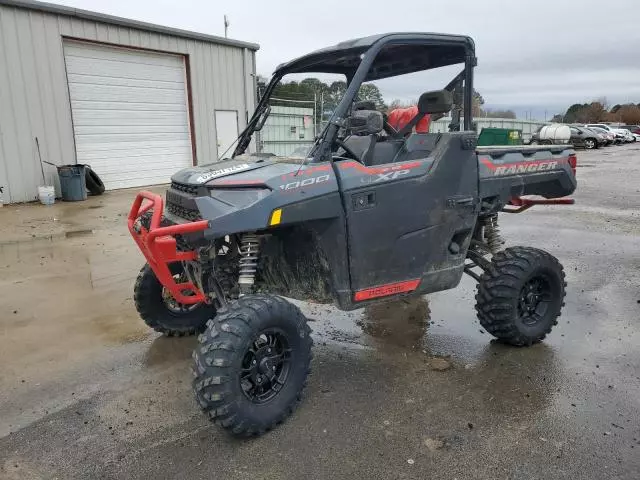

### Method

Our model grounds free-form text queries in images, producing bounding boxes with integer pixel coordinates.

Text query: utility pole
[224,15,229,38]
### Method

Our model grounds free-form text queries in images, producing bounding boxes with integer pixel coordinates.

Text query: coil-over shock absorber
[238,233,260,295]
[482,213,505,254]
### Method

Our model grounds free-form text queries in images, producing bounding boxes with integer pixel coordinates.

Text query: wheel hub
[162,273,199,314]
[240,331,291,404]
[518,276,551,325]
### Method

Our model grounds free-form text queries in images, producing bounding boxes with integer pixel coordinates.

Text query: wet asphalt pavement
[1,145,639,479]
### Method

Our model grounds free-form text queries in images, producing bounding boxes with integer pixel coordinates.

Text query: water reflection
[357,297,431,350]
[143,335,196,368]
[463,341,559,415]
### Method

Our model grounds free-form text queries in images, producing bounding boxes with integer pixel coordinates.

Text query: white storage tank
[538,124,571,144]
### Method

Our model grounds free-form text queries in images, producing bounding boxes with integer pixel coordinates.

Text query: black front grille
[170,181,199,196]
[166,183,201,221]
[166,202,202,221]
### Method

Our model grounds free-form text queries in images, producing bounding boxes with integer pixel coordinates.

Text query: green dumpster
[477,128,523,146]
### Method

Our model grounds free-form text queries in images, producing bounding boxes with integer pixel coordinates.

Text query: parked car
[613,128,634,143]
[585,124,624,144]
[583,127,608,146]
[615,127,638,142]
[587,126,615,145]
[575,126,608,146]
[585,123,613,132]
[530,125,600,149]
[619,125,639,134]
[569,126,602,149]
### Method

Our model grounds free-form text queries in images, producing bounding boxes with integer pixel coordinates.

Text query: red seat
[388,106,431,134]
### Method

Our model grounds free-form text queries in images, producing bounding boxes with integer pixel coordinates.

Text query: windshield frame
[233,34,476,162]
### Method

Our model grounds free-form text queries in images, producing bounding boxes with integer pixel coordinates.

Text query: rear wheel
[193,294,312,436]
[475,247,566,346]
[584,138,596,149]
[134,263,216,336]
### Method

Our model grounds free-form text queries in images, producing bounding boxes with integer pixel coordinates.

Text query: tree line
[263,77,515,120]
[551,99,640,124]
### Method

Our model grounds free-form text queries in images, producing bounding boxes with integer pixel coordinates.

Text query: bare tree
[583,101,607,123]
[618,105,640,124]
[597,96,610,111]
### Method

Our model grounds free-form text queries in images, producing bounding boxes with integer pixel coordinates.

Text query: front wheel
[134,263,216,336]
[192,294,312,436]
[475,247,566,346]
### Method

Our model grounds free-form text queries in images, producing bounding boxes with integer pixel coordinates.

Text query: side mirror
[346,110,384,135]
[418,89,453,114]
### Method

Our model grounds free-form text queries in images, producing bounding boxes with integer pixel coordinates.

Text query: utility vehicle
[128,33,577,437]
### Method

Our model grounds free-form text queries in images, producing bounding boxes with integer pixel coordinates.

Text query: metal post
[463,55,474,131]
[320,91,324,134]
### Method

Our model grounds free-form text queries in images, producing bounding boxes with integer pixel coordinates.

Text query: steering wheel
[334,139,361,161]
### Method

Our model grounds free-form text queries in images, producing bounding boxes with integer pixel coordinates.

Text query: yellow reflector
[270,208,282,226]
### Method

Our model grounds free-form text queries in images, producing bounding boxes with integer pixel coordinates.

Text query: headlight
[209,189,270,208]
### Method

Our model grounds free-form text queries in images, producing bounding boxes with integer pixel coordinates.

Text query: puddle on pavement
[143,335,197,367]
[84,313,150,345]
[358,297,431,350]
[306,297,432,352]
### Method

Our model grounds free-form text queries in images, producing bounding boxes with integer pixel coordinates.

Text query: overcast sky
[54,0,640,120]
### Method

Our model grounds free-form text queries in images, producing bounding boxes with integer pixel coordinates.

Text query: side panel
[477,146,577,202]
[336,133,479,306]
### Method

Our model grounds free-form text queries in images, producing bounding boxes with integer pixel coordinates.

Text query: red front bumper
[128,191,209,304]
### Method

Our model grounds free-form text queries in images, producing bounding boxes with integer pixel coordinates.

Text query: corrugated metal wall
[260,105,315,156]
[0,3,256,203]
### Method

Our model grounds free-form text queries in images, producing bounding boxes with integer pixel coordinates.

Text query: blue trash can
[57,165,87,201]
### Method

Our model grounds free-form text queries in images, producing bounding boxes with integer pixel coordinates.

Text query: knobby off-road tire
[192,294,312,437]
[134,263,216,336]
[475,247,566,346]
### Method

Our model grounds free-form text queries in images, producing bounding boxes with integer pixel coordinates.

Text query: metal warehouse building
[0,0,258,203]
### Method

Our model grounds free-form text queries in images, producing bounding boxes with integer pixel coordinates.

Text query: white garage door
[63,41,193,190]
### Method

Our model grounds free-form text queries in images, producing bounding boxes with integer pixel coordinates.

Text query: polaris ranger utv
[128,33,577,436]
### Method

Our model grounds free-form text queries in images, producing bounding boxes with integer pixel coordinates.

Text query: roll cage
[233,32,477,161]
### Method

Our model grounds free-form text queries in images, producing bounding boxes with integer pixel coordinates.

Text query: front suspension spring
[238,233,260,294]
